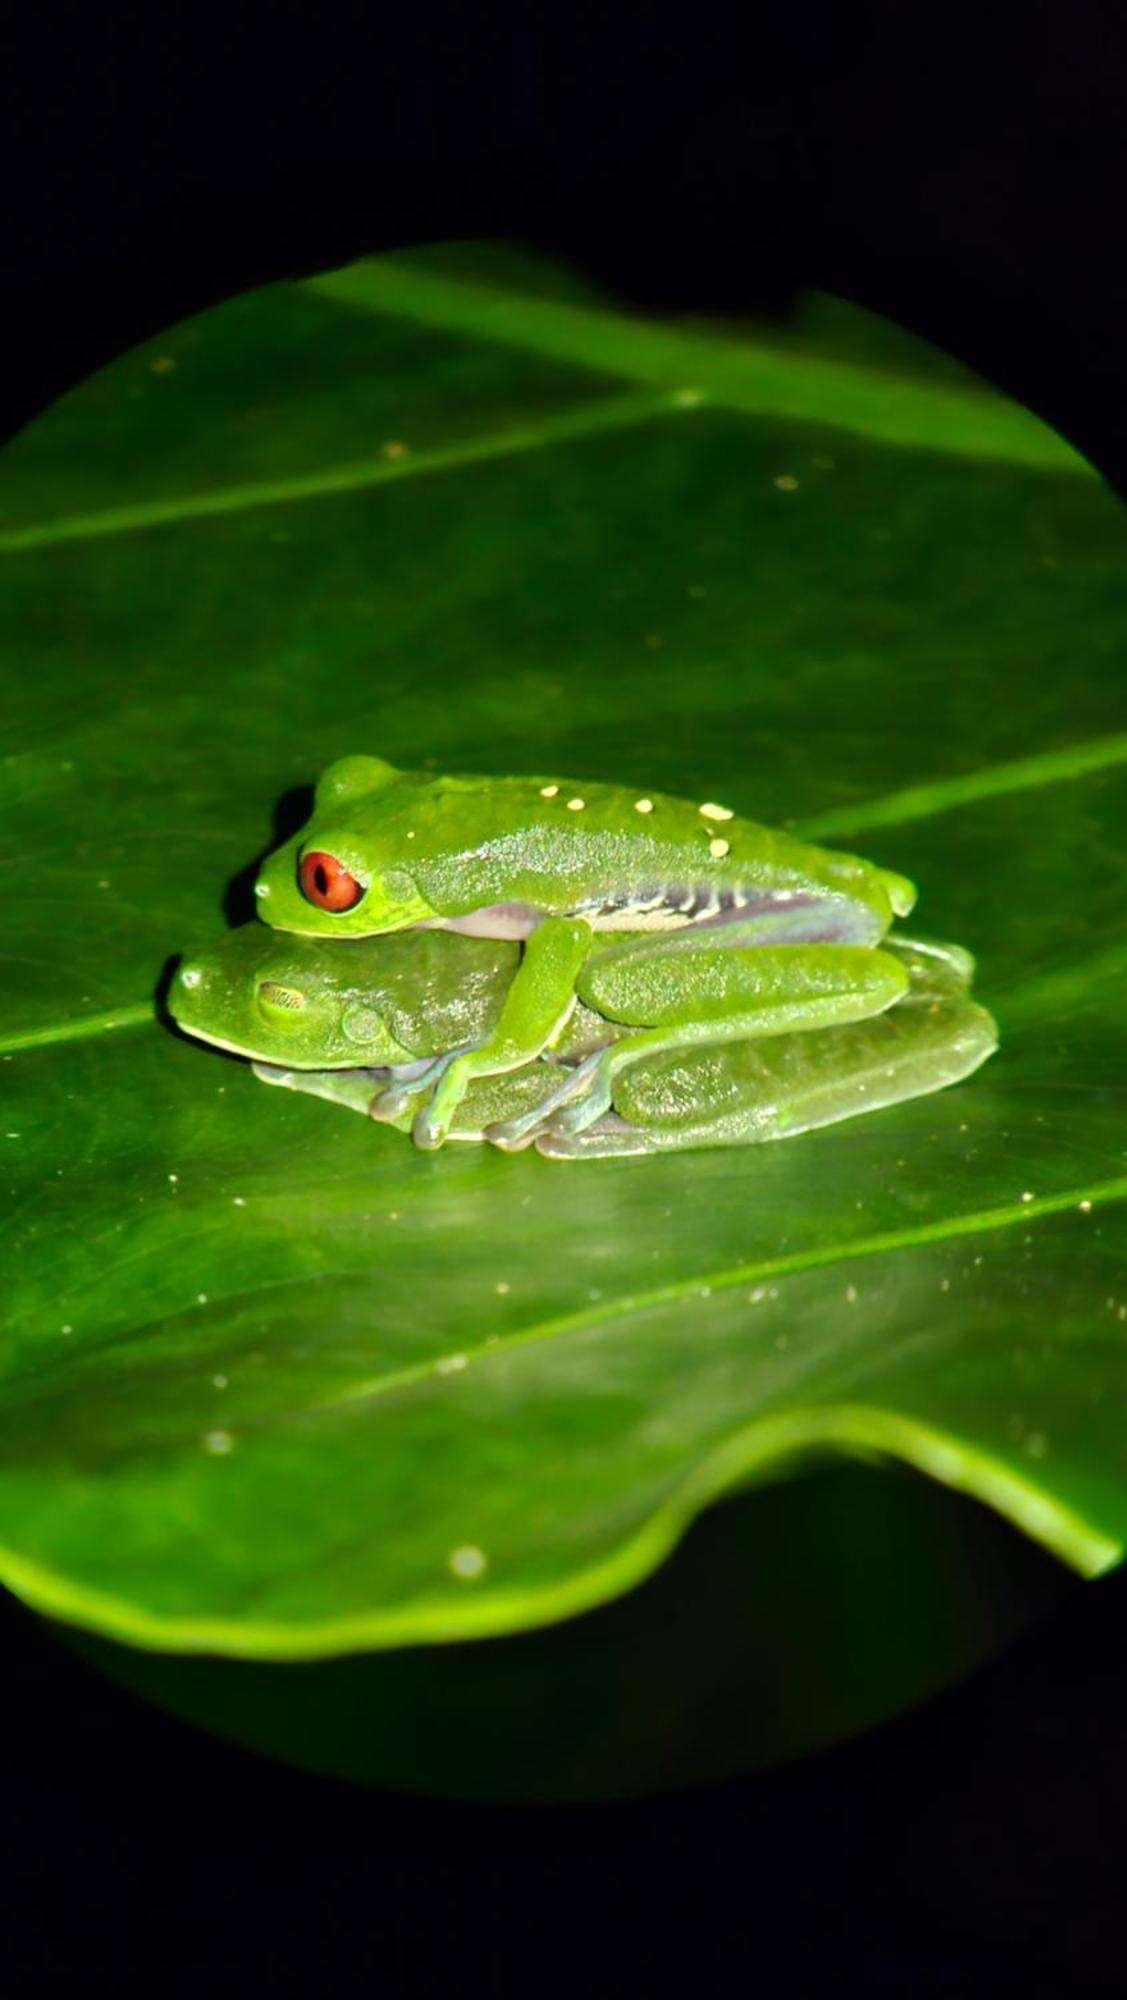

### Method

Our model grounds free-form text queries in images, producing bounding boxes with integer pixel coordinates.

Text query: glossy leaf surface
[1,244,1125,1660]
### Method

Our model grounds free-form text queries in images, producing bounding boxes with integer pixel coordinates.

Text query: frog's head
[254,833,439,935]
[169,927,420,1067]
[253,754,444,935]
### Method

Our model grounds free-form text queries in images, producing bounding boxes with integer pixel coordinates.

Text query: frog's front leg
[411,917,594,1149]
[367,1047,466,1123]
[548,939,910,1137]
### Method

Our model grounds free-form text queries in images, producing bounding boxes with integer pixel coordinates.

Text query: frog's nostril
[178,963,205,989]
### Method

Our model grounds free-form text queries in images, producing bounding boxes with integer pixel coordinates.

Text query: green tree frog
[170,924,997,1159]
[253,756,922,1148]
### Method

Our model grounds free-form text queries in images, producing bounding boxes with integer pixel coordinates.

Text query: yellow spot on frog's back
[381,439,409,458]
[698,802,733,822]
[566,797,585,811]
[634,798,654,814]
[709,838,730,859]
[540,783,560,798]
[774,474,799,490]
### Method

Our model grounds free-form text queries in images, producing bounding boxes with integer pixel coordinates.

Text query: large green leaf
[2,242,1125,1673]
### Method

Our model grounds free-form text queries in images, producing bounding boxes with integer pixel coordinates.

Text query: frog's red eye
[299,850,365,911]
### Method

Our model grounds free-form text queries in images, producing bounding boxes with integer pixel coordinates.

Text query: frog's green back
[265,757,916,938]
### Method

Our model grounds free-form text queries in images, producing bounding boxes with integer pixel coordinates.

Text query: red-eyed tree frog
[252,756,929,1149]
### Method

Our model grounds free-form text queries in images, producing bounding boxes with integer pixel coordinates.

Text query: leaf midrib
[0,253,1094,553]
[8,1172,1125,1413]
[310,1173,1127,1412]
[307,258,1090,474]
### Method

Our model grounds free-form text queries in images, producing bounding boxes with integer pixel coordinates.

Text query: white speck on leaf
[202,1430,235,1455]
[449,1544,487,1580]
[774,474,799,491]
[435,1353,468,1375]
[494,1280,511,1295]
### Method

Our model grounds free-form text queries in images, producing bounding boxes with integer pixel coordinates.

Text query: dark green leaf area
[0,281,626,533]
[2,247,1126,1657]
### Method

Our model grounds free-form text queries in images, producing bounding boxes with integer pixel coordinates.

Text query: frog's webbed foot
[369,1048,466,1131]
[534,1113,659,1159]
[483,1051,603,1150]
[543,1052,623,1136]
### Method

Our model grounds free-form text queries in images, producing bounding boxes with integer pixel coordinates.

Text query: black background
[4,4,1127,1991]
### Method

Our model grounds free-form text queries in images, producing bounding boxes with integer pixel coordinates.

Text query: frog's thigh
[413,917,593,1149]
[578,940,909,1031]
[556,945,910,1134]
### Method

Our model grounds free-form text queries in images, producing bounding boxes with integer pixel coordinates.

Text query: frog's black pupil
[314,863,329,896]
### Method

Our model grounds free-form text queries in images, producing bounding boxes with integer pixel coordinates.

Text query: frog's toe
[484,1119,540,1152]
[411,1104,449,1150]
[550,1081,614,1137]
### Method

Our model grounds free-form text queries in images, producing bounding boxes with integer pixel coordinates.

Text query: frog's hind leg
[487,939,910,1147]
[549,941,910,1137]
